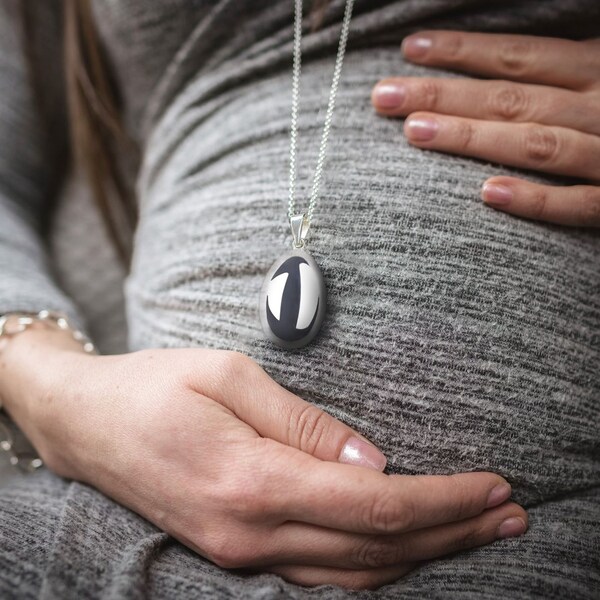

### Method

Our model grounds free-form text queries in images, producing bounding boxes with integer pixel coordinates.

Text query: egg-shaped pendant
[259,248,327,349]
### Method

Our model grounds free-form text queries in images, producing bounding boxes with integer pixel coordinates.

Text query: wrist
[0,311,95,410]
[0,323,93,474]
[0,322,85,401]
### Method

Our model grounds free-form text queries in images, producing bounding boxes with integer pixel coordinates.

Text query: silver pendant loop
[290,213,309,248]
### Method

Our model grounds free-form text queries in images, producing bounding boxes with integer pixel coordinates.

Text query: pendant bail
[290,213,309,248]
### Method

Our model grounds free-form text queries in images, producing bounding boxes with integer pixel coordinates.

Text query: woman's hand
[371,31,600,227]
[0,328,527,591]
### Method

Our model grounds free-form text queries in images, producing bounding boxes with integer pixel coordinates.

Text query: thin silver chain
[287,0,355,236]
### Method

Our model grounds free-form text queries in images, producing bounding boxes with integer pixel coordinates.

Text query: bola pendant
[259,214,327,349]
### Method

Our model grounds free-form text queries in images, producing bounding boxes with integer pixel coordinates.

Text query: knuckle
[580,188,600,225]
[241,481,271,519]
[582,95,600,133]
[198,349,257,399]
[488,83,528,120]
[224,349,254,372]
[455,120,475,151]
[523,125,560,165]
[529,187,549,219]
[353,537,405,568]
[449,477,472,520]
[365,490,415,533]
[454,524,486,553]
[215,473,270,521]
[444,474,477,521]
[205,532,255,569]
[417,79,440,111]
[497,40,538,75]
[442,33,465,60]
[217,349,255,384]
[289,403,331,455]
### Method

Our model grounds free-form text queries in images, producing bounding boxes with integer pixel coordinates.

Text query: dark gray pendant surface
[259,248,327,349]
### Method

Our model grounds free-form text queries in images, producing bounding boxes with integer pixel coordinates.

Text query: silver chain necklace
[259,0,355,350]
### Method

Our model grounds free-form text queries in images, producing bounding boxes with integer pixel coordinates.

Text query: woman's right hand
[0,327,528,590]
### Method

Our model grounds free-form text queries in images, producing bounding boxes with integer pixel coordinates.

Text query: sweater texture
[0,1,599,598]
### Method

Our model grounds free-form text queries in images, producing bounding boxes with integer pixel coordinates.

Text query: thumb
[202,352,387,472]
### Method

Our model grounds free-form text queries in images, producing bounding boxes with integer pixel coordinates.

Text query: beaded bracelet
[0,310,96,472]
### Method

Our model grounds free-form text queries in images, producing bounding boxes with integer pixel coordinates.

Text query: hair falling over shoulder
[63,0,137,268]
[24,0,333,269]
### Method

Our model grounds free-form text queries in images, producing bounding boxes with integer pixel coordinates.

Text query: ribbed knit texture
[0,1,599,598]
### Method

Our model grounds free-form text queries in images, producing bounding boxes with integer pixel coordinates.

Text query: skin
[371,31,600,228]
[11,28,597,592]
[0,323,526,591]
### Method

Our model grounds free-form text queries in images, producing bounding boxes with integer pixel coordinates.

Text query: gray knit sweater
[0,1,599,598]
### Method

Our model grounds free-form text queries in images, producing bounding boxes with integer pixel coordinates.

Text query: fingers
[481,177,600,228]
[267,446,513,534]
[371,77,600,136]
[370,31,600,222]
[400,31,600,91]
[402,112,600,180]
[192,350,387,470]
[255,500,527,569]
[263,562,418,590]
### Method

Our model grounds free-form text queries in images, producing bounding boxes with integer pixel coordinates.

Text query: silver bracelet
[0,310,96,473]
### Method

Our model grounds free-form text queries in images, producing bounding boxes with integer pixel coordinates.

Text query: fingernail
[486,483,512,508]
[402,36,433,59]
[355,432,379,448]
[405,117,438,141]
[339,437,387,471]
[372,82,406,108]
[497,517,526,539]
[482,182,513,206]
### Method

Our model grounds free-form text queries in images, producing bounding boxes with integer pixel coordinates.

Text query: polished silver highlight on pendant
[290,213,310,248]
[259,248,326,349]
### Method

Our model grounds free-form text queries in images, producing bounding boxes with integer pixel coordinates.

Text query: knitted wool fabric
[0,1,599,598]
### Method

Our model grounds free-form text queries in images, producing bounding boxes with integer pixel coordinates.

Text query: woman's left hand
[371,31,600,227]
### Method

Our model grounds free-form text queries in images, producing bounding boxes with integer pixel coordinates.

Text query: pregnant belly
[127,47,600,507]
